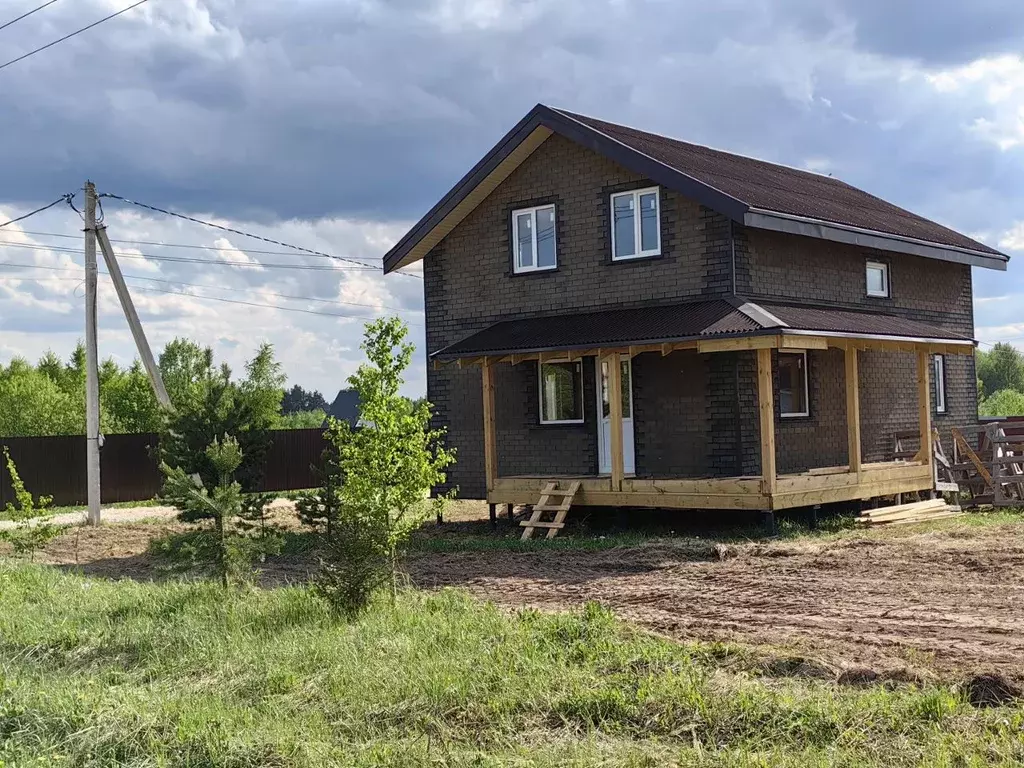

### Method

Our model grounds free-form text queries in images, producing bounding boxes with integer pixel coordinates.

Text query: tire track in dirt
[408,524,1024,678]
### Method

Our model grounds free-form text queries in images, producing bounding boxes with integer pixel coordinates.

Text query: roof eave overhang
[431,327,975,360]
[430,328,775,360]
[779,328,976,347]
[744,209,1009,271]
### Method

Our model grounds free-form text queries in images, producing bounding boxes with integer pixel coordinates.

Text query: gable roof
[432,297,974,360]
[383,104,1008,273]
[325,388,360,428]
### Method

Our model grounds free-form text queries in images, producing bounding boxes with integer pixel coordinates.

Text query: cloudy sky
[2,0,1024,398]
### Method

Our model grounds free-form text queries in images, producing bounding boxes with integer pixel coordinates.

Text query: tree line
[977,343,1024,417]
[0,339,330,437]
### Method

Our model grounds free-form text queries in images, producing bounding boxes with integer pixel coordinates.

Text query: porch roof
[431,297,975,359]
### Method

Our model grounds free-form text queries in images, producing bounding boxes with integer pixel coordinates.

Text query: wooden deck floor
[489,461,933,510]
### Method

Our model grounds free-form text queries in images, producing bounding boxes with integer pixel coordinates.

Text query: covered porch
[432,298,975,512]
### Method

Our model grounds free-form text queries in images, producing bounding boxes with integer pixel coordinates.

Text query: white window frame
[511,204,557,273]
[933,354,947,414]
[538,359,584,425]
[866,260,890,298]
[779,351,810,419]
[610,187,661,261]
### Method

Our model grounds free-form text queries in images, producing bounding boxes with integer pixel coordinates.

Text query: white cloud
[998,222,1024,251]
[926,55,1024,150]
[0,202,426,396]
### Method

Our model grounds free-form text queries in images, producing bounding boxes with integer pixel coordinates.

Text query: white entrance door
[598,355,635,475]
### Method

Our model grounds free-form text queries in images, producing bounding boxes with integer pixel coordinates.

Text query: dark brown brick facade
[424,136,978,499]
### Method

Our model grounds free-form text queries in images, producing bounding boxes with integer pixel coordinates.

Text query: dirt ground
[25,500,1024,682]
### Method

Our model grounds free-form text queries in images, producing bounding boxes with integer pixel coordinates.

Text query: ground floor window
[539,361,584,424]
[933,354,947,414]
[779,351,809,418]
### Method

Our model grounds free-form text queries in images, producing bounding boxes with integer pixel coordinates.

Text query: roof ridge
[548,105,855,187]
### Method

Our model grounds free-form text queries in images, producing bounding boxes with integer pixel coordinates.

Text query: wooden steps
[520,481,580,540]
[857,499,962,527]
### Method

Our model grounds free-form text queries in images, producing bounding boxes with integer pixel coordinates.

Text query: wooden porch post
[756,348,777,497]
[481,358,497,493]
[845,346,862,478]
[605,351,625,491]
[917,350,933,469]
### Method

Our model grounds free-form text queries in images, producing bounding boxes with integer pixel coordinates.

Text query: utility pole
[96,226,172,409]
[84,181,102,526]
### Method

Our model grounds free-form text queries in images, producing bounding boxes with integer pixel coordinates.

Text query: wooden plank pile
[941,423,1024,507]
[857,499,962,527]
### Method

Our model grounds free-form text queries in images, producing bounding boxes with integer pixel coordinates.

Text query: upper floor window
[779,351,809,418]
[611,187,661,260]
[512,204,557,273]
[933,354,947,414]
[866,260,889,298]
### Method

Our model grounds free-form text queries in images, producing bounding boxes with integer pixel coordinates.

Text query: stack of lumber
[856,499,963,527]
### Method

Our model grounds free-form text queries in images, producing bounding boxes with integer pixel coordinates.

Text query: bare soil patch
[22,502,1024,681]
[407,517,1024,680]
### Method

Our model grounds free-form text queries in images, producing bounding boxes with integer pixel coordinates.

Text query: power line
[18,229,384,260]
[0,0,149,73]
[0,271,423,326]
[0,0,60,34]
[0,194,74,229]
[0,258,415,314]
[99,192,409,275]
[0,239,381,271]
[128,283,423,325]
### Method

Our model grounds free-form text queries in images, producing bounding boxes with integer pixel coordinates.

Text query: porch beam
[699,335,779,354]
[779,335,829,350]
[481,359,497,493]
[915,350,933,467]
[604,350,625,492]
[756,347,777,496]
[845,346,862,478]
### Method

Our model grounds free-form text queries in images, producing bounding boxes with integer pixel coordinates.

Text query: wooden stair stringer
[520,481,581,540]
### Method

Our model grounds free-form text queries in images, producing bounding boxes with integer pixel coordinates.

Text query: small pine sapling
[238,492,280,540]
[160,435,280,587]
[295,443,343,539]
[0,447,61,561]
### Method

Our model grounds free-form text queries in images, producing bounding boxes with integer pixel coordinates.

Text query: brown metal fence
[0,429,328,507]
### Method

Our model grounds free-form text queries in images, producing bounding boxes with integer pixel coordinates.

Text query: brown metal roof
[558,109,1001,256]
[759,302,973,341]
[434,300,758,358]
[433,298,974,359]
[384,104,1007,273]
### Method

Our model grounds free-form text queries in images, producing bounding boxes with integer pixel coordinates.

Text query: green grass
[0,564,1022,766]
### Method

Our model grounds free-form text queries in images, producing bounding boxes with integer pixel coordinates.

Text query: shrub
[0,447,60,561]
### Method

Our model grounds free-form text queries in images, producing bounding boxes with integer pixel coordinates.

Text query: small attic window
[866,260,889,298]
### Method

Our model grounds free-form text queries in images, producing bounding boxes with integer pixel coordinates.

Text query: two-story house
[383,105,1008,521]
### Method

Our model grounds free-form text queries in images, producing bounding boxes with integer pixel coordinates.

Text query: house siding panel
[632,351,709,477]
